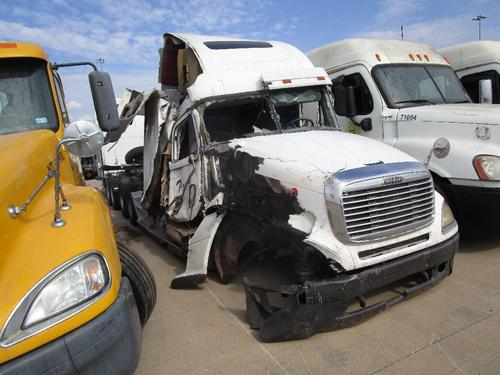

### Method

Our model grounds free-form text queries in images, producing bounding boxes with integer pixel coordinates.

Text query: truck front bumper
[443,184,500,235]
[0,277,142,375]
[244,233,459,342]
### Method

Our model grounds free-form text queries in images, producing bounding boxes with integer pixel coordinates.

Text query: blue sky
[1,0,499,120]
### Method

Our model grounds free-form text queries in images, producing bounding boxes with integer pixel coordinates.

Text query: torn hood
[228,130,415,192]
[399,103,500,126]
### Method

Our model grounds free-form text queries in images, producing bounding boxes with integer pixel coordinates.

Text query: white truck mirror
[479,79,493,104]
[424,138,450,167]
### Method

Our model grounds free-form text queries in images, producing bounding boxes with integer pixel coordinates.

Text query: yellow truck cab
[0,42,155,374]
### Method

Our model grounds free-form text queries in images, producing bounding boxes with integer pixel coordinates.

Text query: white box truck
[121,33,458,341]
[308,39,500,235]
[439,41,500,104]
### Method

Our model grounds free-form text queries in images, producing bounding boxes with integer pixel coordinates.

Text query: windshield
[372,64,470,108]
[0,58,58,135]
[203,86,338,142]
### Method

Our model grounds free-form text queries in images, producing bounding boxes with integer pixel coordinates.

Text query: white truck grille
[325,162,435,244]
[342,176,434,241]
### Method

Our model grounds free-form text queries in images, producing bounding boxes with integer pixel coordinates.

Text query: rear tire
[119,179,132,219]
[111,186,121,210]
[105,180,113,206]
[117,242,157,326]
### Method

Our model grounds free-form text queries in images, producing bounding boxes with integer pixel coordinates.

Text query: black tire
[117,242,157,326]
[111,186,121,210]
[127,193,139,226]
[125,146,144,165]
[119,183,131,219]
[105,180,113,206]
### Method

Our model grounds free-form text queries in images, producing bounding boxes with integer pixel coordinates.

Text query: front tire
[117,242,157,326]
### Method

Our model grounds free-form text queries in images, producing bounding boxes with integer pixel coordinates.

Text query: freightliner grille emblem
[382,176,404,185]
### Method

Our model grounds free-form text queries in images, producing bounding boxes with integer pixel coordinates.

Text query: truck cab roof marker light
[375,53,381,61]
[0,43,17,48]
[408,53,415,61]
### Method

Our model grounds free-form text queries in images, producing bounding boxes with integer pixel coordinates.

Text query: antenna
[401,25,404,41]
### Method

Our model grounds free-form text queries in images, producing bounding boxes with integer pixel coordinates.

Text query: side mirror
[63,120,104,157]
[89,71,120,132]
[333,84,358,117]
[424,138,450,167]
[360,118,372,131]
[479,79,493,104]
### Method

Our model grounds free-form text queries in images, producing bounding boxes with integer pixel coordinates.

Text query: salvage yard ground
[111,210,500,375]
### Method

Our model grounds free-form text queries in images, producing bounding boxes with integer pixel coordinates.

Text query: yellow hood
[0,129,57,209]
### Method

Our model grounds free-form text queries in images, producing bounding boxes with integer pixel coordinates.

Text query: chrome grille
[342,175,434,241]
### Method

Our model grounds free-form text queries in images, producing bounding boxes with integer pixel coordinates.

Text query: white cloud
[0,0,294,118]
[360,15,496,48]
[376,0,423,21]
[67,100,83,109]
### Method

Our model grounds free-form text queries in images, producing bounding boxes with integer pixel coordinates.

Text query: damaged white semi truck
[121,33,459,342]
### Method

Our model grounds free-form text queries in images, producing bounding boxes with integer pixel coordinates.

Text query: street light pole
[472,15,487,40]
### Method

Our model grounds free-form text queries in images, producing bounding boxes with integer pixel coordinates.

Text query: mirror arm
[51,61,98,72]
[7,170,55,218]
[53,137,80,228]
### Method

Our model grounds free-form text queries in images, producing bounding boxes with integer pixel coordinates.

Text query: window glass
[342,73,374,115]
[176,116,198,160]
[0,58,58,135]
[53,73,69,124]
[460,70,500,104]
[203,87,337,142]
[373,64,469,108]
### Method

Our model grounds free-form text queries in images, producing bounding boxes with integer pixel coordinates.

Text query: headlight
[24,255,107,327]
[473,155,500,181]
[0,252,110,347]
[441,201,456,234]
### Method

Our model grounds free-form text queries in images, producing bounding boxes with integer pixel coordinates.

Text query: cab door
[330,66,384,141]
[167,111,203,222]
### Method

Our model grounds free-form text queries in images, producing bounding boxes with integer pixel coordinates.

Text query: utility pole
[472,15,487,40]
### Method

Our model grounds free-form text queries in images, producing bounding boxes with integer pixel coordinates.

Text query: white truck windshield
[203,86,338,142]
[0,58,58,135]
[373,64,470,108]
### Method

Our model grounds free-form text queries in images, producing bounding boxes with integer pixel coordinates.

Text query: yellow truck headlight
[441,201,456,234]
[473,155,500,181]
[24,255,108,327]
[0,253,110,347]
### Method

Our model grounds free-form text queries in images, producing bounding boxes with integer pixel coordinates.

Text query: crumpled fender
[171,211,226,288]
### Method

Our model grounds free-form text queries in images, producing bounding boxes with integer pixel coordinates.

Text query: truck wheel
[111,186,121,210]
[119,185,131,219]
[127,194,139,226]
[117,242,157,326]
[105,181,113,206]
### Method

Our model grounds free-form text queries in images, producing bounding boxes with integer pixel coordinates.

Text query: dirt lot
[110,210,500,375]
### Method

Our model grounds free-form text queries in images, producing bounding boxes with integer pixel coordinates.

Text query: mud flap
[171,212,226,288]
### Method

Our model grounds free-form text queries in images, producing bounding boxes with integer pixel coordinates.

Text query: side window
[175,115,198,160]
[53,73,70,124]
[342,73,374,115]
[460,70,500,104]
